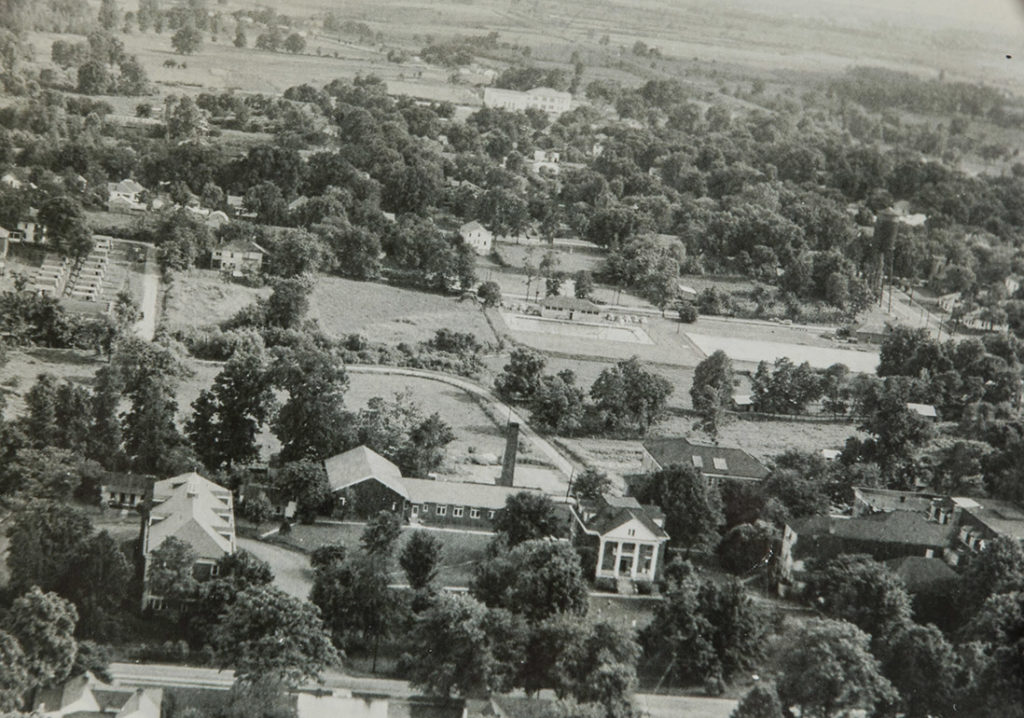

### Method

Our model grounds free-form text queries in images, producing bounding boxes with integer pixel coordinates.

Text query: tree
[265,276,314,329]
[23,373,59,448]
[0,631,29,712]
[123,371,190,475]
[717,521,776,576]
[54,381,92,454]
[690,350,734,438]
[400,531,444,590]
[750,358,823,415]
[77,60,111,94]
[959,536,1024,613]
[283,33,306,54]
[678,301,698,323]
[63,531,131,640]
[5,502,93,595]
[272,461,332,524]
[571,467,612,502]
[360,510,403,557]
[407,593,497,697]
[880,623,960,718]
[495,348,546,401]
[805,555,913,638]
[590,357,673,433]
[477,281,502,307]
[573,270,594,299]
[38,196,93,258]
[213,585,338,687]
[171,23,202,54]
[233,26,247,48]
[310,545,347,572]
[270,229,327,278]
[492,492,564,546]
[471,539,588,621]
[314,219,381,280]
[641,576,765,687]
[962,590,1024,716]
[776,619,896,718]
[3,588,78,694]
[731,684,783,718]
[145,536,199,607]
[529,372,586,435]
[631,465,724,552]
[271,341,354,462]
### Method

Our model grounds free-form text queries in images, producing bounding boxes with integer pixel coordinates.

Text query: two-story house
[211,239,268,274]
[571,495,669,590]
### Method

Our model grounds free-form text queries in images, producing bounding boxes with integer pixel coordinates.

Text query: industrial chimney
[498,422,519,487]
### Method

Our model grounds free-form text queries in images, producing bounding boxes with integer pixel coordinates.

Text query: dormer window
[691,456,703,468]
[713,457,728,471]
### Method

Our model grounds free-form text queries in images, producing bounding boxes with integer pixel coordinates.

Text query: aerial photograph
[1,0,1023,716]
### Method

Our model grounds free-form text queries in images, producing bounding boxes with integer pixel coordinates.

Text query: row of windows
[410,504,495,520]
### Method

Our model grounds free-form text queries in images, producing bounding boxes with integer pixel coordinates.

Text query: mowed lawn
[270,522,494,588]
[308,276,498,345]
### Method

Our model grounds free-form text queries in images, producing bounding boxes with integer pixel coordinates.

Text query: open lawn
[0,348,105,420]
[267,522,494,588]
[309,276,498,346]
[162,269,271,331]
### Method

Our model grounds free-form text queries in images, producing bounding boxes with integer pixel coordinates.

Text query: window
[453,507,464,518]
[488,510,496,519]
[437,505,447,516]
[470,508,480,519]
[691,456,703,468]
[210,563,220,577]
[627,529,636,537]
[601,542,617,571]
[411,505,419,517]
[713,457,728,471]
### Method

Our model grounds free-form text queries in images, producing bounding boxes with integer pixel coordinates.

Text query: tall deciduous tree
[879,623,960,718]
[730,684,784,718]
[495,348,547,401]
[492,492,564,546]
[145,536,198,608]
[805,554,913,638]
[690,350,734,438]
[776,619,896,718]
[123,371,190,475]
[631,465,724,552]
[5,502,93,595]
[3,588,79,694]
[407,593,497,697]
[590,356,673,433]
[399,531,443,591]
[38,196,93,258]
[213,585,338,687]
[0,630,29,712]
[471,539,588,621]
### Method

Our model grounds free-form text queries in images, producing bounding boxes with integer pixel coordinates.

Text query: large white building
[459,220,494,255]
[483,87,572,115]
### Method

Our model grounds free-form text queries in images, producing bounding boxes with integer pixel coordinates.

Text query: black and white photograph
[0,0,1023,716]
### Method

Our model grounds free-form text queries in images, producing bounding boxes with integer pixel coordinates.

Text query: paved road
[130,243,159,341]
[236,537,313,601]
[346,365,577,480]
[108,662,738,716]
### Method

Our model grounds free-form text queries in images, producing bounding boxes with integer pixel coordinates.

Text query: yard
[308,276,499,346]
[262,521,494,589]
[162,269,271,331]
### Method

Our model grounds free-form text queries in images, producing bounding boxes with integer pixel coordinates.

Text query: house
[323,445,554,528]
[35,672,162,718]
[101,475,154,509]
[538,295,602,320]
[945,496,1024,561]
[211,238,268,274]
[732,394,753,412]
[531,149,561,175]
[7,220,44,245]
[483,87,573,115]
[295,690,388,718]
[641,437,769,484]
[907,402,938,421]
[783,512,956,571]
[459,220,494,256]
[141,473,236,608]
[571,495,668,586]
[107,179,147,213]
[1,172,22,189]
[853,486,939,517]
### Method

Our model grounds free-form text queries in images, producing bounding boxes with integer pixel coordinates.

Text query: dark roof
[956,497,1024,541]
[884,556,958,592]
[791,512,955,549]
[583,496,668,540]
[100,474,155,494]
[643,437,768,480]
[854,487,938,514]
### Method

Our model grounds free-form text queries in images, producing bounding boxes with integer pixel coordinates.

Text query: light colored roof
[957,496,1024,540]
[111,178,145,194]
[402,478,538,510]
[147,473,235,560]
[324,446,406,498]
[217,238,267,255]
[296,692,386,718]
[907,403,937,418]
[526,87,571,99]
[791,512,955,549]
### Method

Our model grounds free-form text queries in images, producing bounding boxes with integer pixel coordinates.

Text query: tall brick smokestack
[498,422,519,487]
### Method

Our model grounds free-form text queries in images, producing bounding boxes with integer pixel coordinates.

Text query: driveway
[237,537,314,601]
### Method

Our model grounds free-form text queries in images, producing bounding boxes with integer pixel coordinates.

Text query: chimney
[498,422,519,487]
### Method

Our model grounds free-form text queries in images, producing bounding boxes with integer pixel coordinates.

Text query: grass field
[0,348,106,419]
[269,522,494,588]
[162,269,271,330]
[309,276,499,346]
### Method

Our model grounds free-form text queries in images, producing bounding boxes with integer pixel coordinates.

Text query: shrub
[594,577,618,593]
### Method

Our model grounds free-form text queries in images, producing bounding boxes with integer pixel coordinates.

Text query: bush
[635,579,654,595]
[677,300,698,323]
[594,577,618,593]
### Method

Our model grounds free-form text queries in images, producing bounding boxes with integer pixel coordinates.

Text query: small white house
[212,239,268,274]
[460,221,493,256]
[107,179,147,213]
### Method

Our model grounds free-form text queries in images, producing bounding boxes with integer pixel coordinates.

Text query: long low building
[324,445,556,528]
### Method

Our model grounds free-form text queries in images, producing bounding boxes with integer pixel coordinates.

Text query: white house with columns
[572,495,669,586]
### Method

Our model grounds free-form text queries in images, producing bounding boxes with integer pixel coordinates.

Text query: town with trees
[0,1,1023,718]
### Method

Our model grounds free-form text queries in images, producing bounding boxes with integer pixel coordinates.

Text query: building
[884,555,957,594]
[211,238,268,274]
[483,87,573,115]
[641,437,769,484]
[107,179,147,213]
[538,295,602,320]
[907,402,938,421]
[939,496,1024,562]
[323,445,554,528]
[571,495,668,587]
[141,473,236,608]
[295,691,388,718]
[531,149,561,175]
[459,220,494,255]
[101,475,154,509]
[852,486,939,517]
[35,672,162,718]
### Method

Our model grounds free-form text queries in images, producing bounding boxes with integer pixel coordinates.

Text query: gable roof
[460,220,488,234]
[146,473,235,560]
[854,487,938,514]
[956,496,1024,541]
[791,512,955,549]
[907,402,937,418]
[884,556,957,592]
[324,445,407,498]
[217,238,267,255]
[643,437,768,480]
